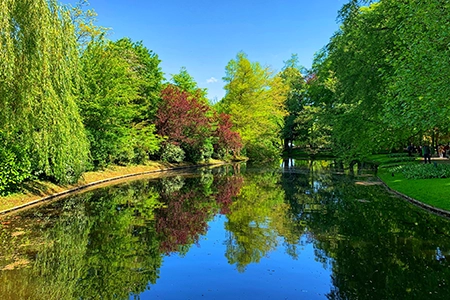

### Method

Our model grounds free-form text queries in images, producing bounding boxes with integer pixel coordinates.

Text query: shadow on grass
[20,181,60,197]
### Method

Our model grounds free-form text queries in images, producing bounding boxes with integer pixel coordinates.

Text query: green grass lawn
[377,160,450,211]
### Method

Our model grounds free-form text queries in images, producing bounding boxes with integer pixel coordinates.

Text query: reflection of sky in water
[141,215,332,300]
[313,181,323,193]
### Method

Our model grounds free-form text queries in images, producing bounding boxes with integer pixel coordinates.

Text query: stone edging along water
[0,162,229,217]
[378,178,450,219]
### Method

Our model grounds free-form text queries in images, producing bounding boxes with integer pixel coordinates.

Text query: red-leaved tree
[212,113,243,157]
[155,85,212,161]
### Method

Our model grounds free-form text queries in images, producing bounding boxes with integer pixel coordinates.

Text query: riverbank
[374,155,450,213]
[0,159,233,215]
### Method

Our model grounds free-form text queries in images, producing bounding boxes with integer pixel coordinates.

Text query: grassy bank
[374,155,450,212]
[0,160,229,213]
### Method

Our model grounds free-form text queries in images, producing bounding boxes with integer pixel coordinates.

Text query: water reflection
[1,162,450,299]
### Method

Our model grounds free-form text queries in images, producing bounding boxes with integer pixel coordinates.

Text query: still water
[1,161,450,299]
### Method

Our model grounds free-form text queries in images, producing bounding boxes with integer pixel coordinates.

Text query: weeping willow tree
[0,0,89,190]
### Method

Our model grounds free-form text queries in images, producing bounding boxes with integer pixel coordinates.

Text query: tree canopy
[302,0,450,160]
[219,52,288,160]
[2,0,450,194]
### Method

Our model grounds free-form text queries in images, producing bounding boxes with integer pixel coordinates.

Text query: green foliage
[0,0,89,185]
[0,137,31,196]
[390,164,450,179]
[67,0,109,48]
[181,138,214,163]
[201,138,214,161]
[132,123,163,164]
[280,54,308,148]
[307,0,450,161]
[170,67,208,102]
[382,0,450,133]
[160,143,186,163]
[219,52,287,161]
[79,38,163,167]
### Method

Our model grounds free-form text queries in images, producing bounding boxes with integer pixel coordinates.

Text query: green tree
[170,67,208,101]
[309,0,450,160]
[79,38,163,166]
[381,0,450,145]
[0,0,89,187]
[308,1,407,160]
[219,52,287,160]
[280,54,305,150]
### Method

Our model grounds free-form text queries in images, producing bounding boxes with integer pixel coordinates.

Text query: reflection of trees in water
[215,175,244,215]
[224,170,300,272]
[0,180,165,299]
[0,169,246,299]
[282,165,450,300]
[156,190,212,255]
[4,164,450,299]
[154,170,244,255]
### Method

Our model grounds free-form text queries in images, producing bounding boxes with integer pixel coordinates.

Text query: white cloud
[206,77,218,84]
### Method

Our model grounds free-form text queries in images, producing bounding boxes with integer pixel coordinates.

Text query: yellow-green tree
[219,52,287,161]
[0,0,89,190]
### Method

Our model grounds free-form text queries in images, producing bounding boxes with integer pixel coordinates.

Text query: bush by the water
[0,144,32,196]
[160,143,185,163]
[390,164,450,179]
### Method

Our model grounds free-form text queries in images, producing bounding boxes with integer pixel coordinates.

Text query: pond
[1,161,450,299]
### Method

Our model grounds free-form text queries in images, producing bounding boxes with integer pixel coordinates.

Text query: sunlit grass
[378,167,450,211]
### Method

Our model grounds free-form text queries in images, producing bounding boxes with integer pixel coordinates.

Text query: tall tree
[381,0,450,143]
[78,38,163,167]
[0,0,89,188]
[309,0,450,160]
[219,52,287,160]
[67,0,109,49]
[279,54,306,150]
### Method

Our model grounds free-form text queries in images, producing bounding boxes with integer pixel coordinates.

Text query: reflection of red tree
[155,175,244,254]
[155,191,210,254]
[214,176,244,215]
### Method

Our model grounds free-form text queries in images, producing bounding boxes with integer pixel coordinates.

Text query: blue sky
[64,0,346,101]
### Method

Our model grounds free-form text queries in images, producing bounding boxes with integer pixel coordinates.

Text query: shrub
[0,144,32,195]
[389,164,450,179]
[212,113,243,158]
[160,143,185,163]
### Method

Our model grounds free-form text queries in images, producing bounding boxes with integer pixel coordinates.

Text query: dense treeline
[302,0,450,160]
[1,0,293,195]
[2,0,449,195]
[0,0,246,195]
